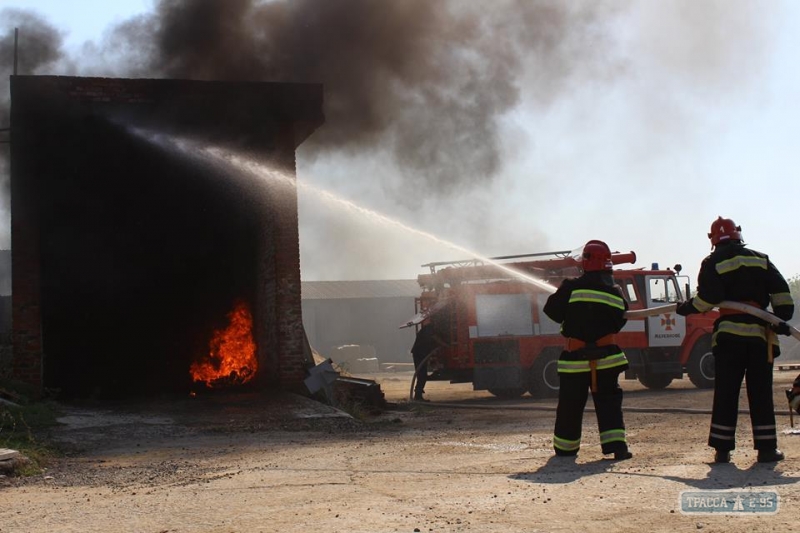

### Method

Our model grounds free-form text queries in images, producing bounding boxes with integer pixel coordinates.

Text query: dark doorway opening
[37,117,261,398]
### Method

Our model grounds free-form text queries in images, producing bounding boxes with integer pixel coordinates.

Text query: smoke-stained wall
[9,75,323,397]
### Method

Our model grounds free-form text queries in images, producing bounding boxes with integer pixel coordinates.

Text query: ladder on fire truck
[420,250,574,274]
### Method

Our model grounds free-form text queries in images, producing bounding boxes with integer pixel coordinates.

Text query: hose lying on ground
[417,402,777,416]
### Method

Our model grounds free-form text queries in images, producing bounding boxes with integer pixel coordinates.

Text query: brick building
[9,75,324,397]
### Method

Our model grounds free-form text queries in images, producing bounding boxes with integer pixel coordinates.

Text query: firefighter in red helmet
[676,217,794,463]
[543,240,632,460]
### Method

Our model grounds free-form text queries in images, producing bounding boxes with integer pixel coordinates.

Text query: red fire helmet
[582,240,613,272]
[708,216,742,246]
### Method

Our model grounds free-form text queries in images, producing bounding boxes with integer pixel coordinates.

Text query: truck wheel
[487,387,526,399]
[529,352,560,398]
[687,338,714,389]
[637,372,673,390]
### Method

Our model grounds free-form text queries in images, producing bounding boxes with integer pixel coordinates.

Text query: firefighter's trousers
[553,367,627,455]
[708,336,777,452]
[413,352,429,395]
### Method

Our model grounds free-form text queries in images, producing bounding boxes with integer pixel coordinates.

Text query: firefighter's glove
[786,388,800,415]
[675,301,697,317]
[771,322,792,336]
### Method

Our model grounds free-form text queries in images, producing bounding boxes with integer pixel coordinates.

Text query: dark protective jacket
[685,242,794,348]
[544,271,629,370]
[411,323,439,359]
[546,271,630,455]
[544,271,628,343]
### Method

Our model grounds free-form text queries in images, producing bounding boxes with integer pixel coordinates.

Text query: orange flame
[190,300,258,388]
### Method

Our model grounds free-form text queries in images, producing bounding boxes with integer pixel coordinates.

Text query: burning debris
[190,300,258,388]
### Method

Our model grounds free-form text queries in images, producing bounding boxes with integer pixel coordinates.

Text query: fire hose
[409,352,436,403]
[625,301,800,342]
[410,301,800,402]
[639,301,800,427]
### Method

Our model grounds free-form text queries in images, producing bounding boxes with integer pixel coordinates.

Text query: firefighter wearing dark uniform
[411,322,445,401]
[543,240,632,460]
[676,217,794,464]
[788,374,800,417]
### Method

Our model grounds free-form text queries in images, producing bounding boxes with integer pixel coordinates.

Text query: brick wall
[9,221,42,388]
[253,125,308,391]
[9,116,42,389]
[9,76,323,396]
[272,135,308,389]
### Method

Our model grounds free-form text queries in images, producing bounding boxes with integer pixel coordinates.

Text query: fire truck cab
[404,249,718,398]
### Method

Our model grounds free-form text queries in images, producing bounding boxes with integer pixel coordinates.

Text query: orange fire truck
[403,249,719,398]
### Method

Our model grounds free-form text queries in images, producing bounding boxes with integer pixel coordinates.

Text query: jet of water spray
[144,131,557,293]
[214,149,557,293]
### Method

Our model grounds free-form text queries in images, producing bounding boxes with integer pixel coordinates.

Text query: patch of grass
[382,397,431,411]
[332,395,372,421]
[0,400,62,476]
[407,402,433,415]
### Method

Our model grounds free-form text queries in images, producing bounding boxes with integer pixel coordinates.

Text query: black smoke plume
[109,0,612,196]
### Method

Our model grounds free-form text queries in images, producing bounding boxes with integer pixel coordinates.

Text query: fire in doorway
[190,300,258,388]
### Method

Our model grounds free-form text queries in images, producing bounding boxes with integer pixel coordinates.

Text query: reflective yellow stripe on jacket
[712,322,780,347]
[771,292,794,307]
[568,289,625,310]
[715,255,768,274]
[692,295,716,313]
[557,352,628,373]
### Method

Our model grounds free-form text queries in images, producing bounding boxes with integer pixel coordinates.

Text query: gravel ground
[1,371,800,532]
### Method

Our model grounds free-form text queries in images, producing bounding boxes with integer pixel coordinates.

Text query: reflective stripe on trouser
[709,422,735,446]
[553,435,580,452]
[753,424,777,444]
[709,337,777,451]
[554,367,627,455]
[600,428,626,446]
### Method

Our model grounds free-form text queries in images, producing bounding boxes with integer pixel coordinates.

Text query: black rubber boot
[757,449,785,463]
[613,450,633,461]
[714,450,731,464]
[554,449,578,458]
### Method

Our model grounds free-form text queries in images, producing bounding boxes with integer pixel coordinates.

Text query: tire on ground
[529,351,560,398]
[687,337,715,389]
[637,372,673,390]
[487,387,527,399]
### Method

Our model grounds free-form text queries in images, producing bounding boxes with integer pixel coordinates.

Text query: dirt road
[2,371,800,532]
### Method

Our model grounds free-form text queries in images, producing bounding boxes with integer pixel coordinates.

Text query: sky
[2,0,800,288]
